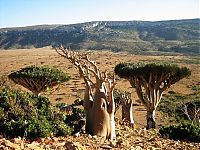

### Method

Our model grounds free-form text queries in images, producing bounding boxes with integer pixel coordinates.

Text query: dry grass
[0,47,199,128]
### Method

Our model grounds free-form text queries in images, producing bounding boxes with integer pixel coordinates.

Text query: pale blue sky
[0,0,199,28]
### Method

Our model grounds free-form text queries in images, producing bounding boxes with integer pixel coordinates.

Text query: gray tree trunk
[83,85,93,134]
[146,109,156,129]
[122,103,134,126]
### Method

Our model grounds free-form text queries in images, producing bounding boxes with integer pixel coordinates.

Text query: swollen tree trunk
[146,108,156,129]
[92,87,115,140]
[56,46,116,140]
[83,84,93,134]
[122,102,134,126]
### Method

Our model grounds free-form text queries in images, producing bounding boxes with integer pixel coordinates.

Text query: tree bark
[92,88,116,140]
[122,103,134,126]
[146,109,156,129]
[84,103,93,134]
[83,84,93,134]
[108,111,116,140]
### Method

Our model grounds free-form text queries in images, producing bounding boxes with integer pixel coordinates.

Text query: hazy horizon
[0,0,199,28]
[0,18,199,29]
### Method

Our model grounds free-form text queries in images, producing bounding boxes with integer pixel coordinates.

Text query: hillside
[0,19,199,55]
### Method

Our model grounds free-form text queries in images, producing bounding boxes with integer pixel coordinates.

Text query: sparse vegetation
[0,47,199,149]
[158,83,200,123]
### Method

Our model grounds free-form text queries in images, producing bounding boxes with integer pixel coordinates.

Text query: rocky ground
[1,125,200,150]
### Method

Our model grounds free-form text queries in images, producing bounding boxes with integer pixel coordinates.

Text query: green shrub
[159,122,200,142]
[27,116,53,139]
[52,120,73,136]
[113,89,123,114]
[175,100,200,121]
[55,102,66,109]
[158,89,200,123]
[58,103,86,134]
[0,88,72,139]
[65,107,85,124]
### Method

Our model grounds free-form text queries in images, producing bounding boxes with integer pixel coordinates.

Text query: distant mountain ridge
[0,19,199,55]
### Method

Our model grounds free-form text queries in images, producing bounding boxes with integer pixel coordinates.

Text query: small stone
[154,141,162,148]
[65,141,86,150]
[109,140,117,148]
[131,145,143,150]
[56,142,66,147]
[85,143,92,146]
[74,132,80,137]
[4,140,21,150]
[92,135,97,139]
[26,143,43,150]
[117,138,123,144]
[100,144,112,149]
[13,137,22,144]
[52,137,59,142]
[148,136,157,141]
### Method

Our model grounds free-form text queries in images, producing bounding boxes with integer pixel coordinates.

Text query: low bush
[159,122,200,142]
[0,87,72,139]
[56,102,86,134]
[65,107,86,123]
[158,88,200,124]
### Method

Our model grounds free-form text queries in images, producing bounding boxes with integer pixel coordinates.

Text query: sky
[0,0,199,28]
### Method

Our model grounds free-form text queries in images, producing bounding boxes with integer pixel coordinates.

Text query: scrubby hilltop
[0,19,199,55]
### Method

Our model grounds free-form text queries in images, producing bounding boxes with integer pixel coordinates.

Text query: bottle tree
[114,89,134,126]
[121,91,134,126]
[56,46,116,140]
[8,66,70,96]
[115,62,191,129]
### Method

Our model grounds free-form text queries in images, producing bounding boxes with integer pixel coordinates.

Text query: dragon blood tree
[8,66,70,96]
[115,62,191,129]
[56,46,116,140]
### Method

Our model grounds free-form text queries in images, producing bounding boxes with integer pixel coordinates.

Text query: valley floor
[0,48,199,149]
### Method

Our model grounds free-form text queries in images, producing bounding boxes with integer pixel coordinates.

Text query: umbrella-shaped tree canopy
[115,62,191,129]
[8,65,70,96]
